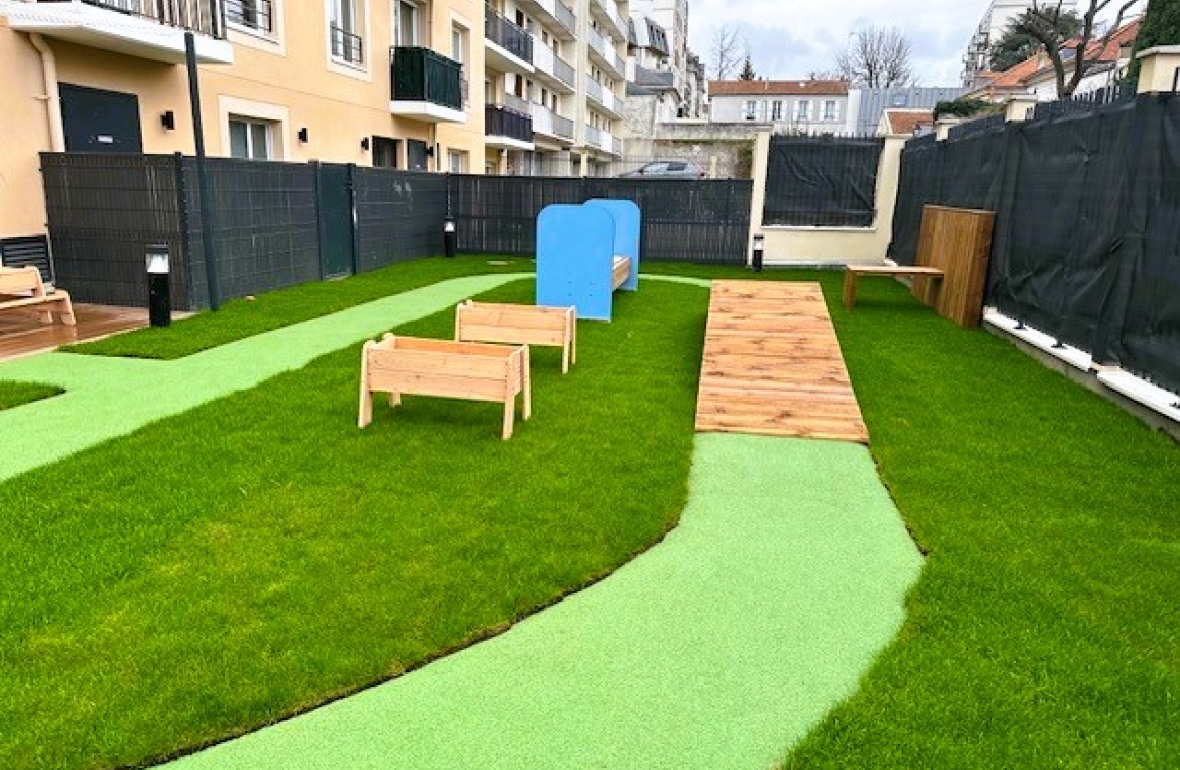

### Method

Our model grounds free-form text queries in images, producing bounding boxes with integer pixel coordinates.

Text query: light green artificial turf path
[0,273,521,483]
[172,433,923,770]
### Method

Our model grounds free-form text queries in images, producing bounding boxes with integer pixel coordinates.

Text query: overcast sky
[685,0,1147,87]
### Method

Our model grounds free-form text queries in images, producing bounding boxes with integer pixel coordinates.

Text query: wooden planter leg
[521,346,532,420]
[357,342,373,428]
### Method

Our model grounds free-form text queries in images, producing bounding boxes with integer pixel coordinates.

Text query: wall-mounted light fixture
[360,137,370,151]
[298,127,309,143]
[161,111,175,131]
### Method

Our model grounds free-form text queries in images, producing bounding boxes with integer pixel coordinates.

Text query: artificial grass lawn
[65,256,530,359]
[3,259,1177,768]
[0,380,62,411]
[0,279,704,770]
[173,434,922,770]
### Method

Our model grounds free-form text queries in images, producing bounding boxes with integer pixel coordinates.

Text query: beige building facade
[0,0,486,241]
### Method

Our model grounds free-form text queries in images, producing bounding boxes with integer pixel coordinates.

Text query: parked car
[619,161,706,179]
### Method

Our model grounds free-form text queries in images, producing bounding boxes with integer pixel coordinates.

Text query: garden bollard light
[444,216,457,259]
[752,232,764,272]
[146,243,171,328]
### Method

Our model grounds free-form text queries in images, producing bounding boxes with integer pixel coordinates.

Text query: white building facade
[484,0,628,176]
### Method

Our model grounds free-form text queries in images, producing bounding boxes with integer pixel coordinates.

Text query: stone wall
[619,96,760,178]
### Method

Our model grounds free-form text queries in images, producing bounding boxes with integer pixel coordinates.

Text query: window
[228,117,272,160]
[226,0,274,34]
[331,0,364,64]
[771,100,783,121]
[823,100,836,121]
[395,0,419,46]
[451,25,465,63]
[795,100,810,121]
[447,149,468,172]
[372,136,399,167]
[743,100,757,120]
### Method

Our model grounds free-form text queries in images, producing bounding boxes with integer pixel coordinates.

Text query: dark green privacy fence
[39,154,752,311]
[763,135,884,227]
[889,93,1180,396]
[448,175,752,264]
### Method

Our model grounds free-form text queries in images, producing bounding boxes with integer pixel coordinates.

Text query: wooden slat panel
[369,347,510,378]
[694,280,868,443]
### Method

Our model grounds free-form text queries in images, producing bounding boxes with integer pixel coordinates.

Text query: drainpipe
[29,33,65,152]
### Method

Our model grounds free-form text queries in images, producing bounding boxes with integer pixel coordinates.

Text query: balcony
[485,104,534,150]
[586,26,624,79]
[584,124,602,149]
[389,46,466,124]
[531,42,574,92]
[485,5,533,74]
[588,0,626,40]
[585,78,622,118]
[634,64,675,91]
[530,102,573,143]
[516,0,575,41]
[7,0,233,64]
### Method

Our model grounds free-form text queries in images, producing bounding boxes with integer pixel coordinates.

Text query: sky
[685,0,1147,87]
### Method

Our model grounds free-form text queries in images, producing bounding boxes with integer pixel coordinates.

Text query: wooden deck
[0,303,149,363]
[694,280,869,443]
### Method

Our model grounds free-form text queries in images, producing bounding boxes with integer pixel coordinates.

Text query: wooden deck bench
[455,300,576,373]
[843,265,945,310]
[358,334,531,440]
[0,266,76,326]
[611,256,631,291]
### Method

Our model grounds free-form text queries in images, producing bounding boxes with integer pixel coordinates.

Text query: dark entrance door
[317,163,355,279]
[407,139,429,171]
[59,83,143,153]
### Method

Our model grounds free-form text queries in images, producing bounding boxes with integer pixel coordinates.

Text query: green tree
[739,55,756,80]
[988,10,1081,71]
[1129,0,1180,80]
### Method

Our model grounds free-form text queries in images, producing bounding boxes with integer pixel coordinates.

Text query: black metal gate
[316,163,356,278]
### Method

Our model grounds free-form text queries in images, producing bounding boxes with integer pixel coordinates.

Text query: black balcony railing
[486,104,533,143]
[331,23,364,65]
[56,0,226,39]
[391,46,464,111]
[224,0,272,34]
[485,5,533,63]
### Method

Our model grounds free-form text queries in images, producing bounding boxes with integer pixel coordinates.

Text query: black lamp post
[146,243,171,327]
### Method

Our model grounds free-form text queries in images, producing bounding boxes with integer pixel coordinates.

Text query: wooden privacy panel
[913,204,995,327]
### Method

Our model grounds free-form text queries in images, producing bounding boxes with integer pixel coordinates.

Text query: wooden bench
[843,265,945,310]
[0,266,76,326]
[455,300,576,373]
[358,334,531,440]
[612,256,631,291]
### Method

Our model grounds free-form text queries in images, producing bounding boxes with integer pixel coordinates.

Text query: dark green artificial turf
[64,256,531,360]
[0,279,705,770]
[0,380,63,411]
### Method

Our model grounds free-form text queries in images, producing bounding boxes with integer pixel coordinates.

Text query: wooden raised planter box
[455,300,576,373]
[358,334,531,439]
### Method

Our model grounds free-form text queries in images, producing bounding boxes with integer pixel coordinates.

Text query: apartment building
[482,0,627,176]
[0,0,483,242]
[708,80,851,134]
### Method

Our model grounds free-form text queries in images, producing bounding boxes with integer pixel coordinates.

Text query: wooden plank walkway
[0,304,149,363]
[694,280,869,443]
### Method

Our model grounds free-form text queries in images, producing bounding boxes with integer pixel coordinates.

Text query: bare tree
[835,27,915,88]
[710,24,747,80]
[1016,0,1139,98]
